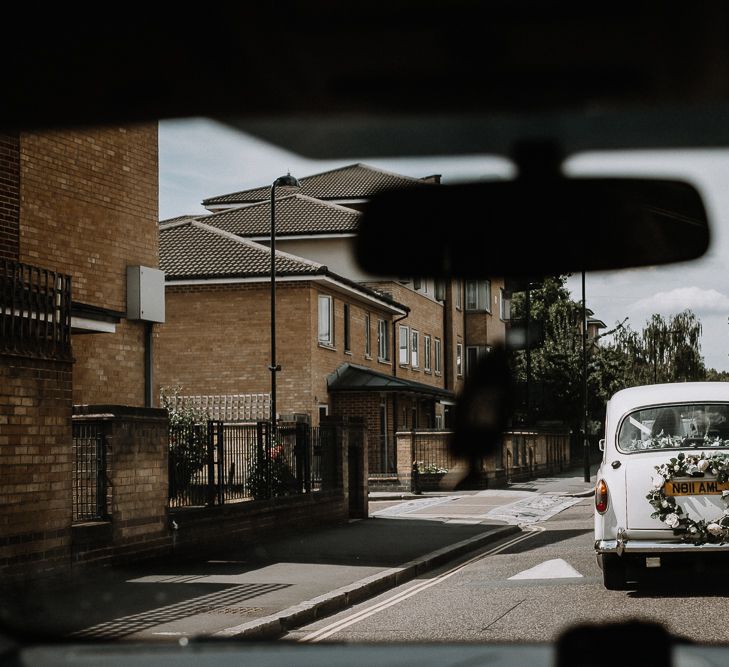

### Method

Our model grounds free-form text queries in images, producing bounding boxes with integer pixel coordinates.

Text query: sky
[159,118,729,372]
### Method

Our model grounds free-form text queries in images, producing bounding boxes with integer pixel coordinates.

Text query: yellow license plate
[664,480,729,496]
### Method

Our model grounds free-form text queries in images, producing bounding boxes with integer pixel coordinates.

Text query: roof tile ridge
[190,220,325,270]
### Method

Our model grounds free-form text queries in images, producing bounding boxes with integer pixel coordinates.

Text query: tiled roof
[202,163,433,207]
[160,221,324,280]
[201,194,360,238]
[159,214,208,226]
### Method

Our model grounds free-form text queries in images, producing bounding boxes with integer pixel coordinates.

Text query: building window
[424,335,432,371]
[399,325,410,365]
[411,330,419,368]
[456,342,463,377]
[455,281,462,310]
[364,313,371,357]
[465,280,491,312]
[466,345,491,375]
[378,319,390,361]
[318,294,333,345]
[500,289,510,321]
[344,303,351,352]
[318,404,328,422]
[413,277,421,290]
[435,414,443,429]
[435,281,445,301]
[434,338,442,374]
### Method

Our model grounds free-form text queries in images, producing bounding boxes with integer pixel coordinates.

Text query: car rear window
[617,403,729,452]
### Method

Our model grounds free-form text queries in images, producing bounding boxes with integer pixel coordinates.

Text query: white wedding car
[594,382,729,589]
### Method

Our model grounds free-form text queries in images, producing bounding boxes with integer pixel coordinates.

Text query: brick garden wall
[0,355,73,581]
[169,491,349,559]
[71,406,171,567]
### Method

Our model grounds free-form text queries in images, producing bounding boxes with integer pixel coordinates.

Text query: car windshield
[10,10,729,663]
[618,403,729,452]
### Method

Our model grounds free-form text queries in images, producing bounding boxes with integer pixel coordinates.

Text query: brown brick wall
[72,320,148,406]
[158,283,313,412]
[159,281,407,424]
[0,355,73,580]
[18,125,158,312]
[464,277,507,347]
[0,133,20,261]
[309,285,396,422]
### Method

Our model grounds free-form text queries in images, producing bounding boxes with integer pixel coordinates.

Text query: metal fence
[0,259,72,360]
[411,430,458,474]
[72,420,109,521]
[168,421,334,509]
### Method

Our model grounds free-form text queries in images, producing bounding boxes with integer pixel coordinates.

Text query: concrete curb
[213,523,521,641]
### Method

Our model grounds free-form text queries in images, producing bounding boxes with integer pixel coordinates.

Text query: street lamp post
[269,173,301,432]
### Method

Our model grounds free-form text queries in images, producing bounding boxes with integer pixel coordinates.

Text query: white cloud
[630,287,729,316]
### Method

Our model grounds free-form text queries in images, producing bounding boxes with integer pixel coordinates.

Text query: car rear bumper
[595,539,729,554]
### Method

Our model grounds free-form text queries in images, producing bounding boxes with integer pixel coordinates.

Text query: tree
[608,310,705,386]
[509,278,709,436]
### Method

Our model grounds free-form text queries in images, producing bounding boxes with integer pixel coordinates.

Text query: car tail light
[595,479,609,514]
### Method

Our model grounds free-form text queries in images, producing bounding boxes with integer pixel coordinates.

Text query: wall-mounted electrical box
[127,266,165,323]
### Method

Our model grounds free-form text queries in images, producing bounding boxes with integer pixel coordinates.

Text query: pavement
[0,465,597,645]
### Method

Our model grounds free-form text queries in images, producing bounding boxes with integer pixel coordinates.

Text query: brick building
[157,163,509,479]
[1,126,168,581]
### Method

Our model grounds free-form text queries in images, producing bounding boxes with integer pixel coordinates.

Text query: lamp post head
[273,173,301,188]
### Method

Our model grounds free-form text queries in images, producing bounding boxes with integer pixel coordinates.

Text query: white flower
[674,465,681,471]
[722,490,729,499]
[689,526,698,534]
[661,500,669,508]
[652,474,666,489]
[665,513,680,528]
[707,523,723,536]
[713,469,719,475]
[687,465,698,475]
[698,459,710,472]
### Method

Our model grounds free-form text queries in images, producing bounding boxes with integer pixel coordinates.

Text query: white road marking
[298,525,545,643]
[508,558,583,580]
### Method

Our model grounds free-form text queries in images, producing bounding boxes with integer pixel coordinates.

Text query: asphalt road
[283,497,729,646]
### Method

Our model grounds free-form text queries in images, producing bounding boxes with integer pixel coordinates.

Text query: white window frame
[456,342,463,377]
[378,318,390,361]
[434,338,442,374]
[465,280,491,312]
[500,288,510,321]
[411,330,419,368]
[399,325,410,366]
[318,294,333,346]
[424,335,432,372]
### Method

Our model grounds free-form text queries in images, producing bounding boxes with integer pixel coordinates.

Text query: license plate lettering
[664,479,729,496]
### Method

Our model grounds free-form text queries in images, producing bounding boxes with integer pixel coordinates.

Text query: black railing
[412,430,458,475]
[168,421,336,509]
[72,420,109,521]
[0,259,72,359]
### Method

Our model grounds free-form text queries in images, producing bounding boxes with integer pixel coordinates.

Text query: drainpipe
[392,311,409,434]
[144,322,153,408]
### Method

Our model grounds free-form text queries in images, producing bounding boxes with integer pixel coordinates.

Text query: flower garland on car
[646,444,729,544]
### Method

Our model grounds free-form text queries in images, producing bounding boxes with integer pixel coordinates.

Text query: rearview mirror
[355,178,709,278]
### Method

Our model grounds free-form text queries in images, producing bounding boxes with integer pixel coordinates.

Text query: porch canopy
[327,363,455,399]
